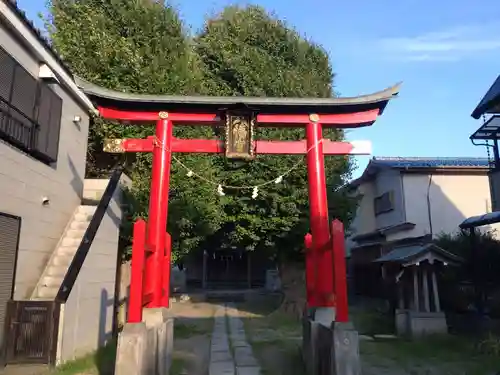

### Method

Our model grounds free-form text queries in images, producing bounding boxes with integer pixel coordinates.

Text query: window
[0,47,62,163]
[374,191,394,215]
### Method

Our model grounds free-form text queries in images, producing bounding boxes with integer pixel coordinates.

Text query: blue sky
[18,0,500,177]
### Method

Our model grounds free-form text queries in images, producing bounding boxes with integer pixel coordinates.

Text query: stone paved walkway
[209,304,261,375]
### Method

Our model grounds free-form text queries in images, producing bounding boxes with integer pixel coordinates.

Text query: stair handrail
[55,166,124,303]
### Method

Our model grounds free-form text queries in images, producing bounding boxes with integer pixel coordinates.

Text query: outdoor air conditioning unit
[488,169,500,212]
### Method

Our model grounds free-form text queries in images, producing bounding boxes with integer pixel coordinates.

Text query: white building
[346,157,497,296]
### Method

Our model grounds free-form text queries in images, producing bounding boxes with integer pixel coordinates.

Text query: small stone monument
[373,243,461,337]
[265,269,281,291]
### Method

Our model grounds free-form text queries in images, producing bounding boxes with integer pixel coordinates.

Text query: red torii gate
[80,80,400,323]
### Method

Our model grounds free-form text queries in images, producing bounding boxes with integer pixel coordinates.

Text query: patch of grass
[169,356,187,375]
[237,293,283,316]
[50,341,116,375]
[252,342,305,375]
[350,308,395,335]
[361,335,500,375]
[243,307,305,375]
[174,320,211,339]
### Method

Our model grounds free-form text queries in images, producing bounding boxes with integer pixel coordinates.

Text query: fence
[4,301,60,364]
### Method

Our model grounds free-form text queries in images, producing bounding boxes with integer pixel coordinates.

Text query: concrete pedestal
[331,322,361,375]
[115,323,148,375]
[314,307,336,327]
[115,308,174,375]
[302,318,361,375]
[396,309,447,337]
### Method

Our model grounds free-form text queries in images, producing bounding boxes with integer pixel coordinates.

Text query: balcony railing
[0,96,39,154]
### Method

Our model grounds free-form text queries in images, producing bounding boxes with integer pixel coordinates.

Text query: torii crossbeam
[78,78,400,323]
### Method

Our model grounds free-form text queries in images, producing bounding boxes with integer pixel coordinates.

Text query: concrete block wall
[56,175,131,363]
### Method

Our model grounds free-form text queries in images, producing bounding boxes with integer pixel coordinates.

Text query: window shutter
[8,66,37,149]
[10,65,37,120]
[35,84,62,162]
[0,49,15,135]
[46,89,62,161]
[35,84,52,156]
[0,49,15,102]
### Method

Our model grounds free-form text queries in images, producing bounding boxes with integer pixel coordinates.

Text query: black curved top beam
[76,77,401,115]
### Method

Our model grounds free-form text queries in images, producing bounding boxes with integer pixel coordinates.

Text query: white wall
[348,182,377,238]
[0,23,90,299]
[387,173,500,241]
[374,169,405,229]
[58,176,130,363]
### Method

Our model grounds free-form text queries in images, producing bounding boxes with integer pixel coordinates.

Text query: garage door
[0,213,20,354]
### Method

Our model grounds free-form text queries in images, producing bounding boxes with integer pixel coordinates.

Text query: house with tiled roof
[346,156,498,296]
[0,0,129,368]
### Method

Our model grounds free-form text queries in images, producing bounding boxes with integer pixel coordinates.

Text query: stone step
[37,286,58,299]
[66,228,86,239]
[58,245,78,256]
[78,205,97,215]
[69,220,89,230]
[61,237,81,247]
[41,275,63,287]
[52,254,73,266]
[73,213,93,223]
[209,361,235,375]
[46,265,66,276]
[236,367,261,375]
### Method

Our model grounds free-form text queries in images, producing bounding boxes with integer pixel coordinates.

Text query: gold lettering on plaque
[225,112,255,159]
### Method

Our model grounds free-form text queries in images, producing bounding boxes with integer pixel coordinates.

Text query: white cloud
[379,23,500,62]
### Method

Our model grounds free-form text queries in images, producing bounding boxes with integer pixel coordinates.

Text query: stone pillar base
[396,309,447,337]
[115,323,148,375]
[302,318,361,375]
[115,308,174,375]
[331,322,361,375]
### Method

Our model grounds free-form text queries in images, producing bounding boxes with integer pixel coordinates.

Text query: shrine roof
[373,243,462,266]
[76,78,401,116]
[471,75,500,119]
[460,211,500,229]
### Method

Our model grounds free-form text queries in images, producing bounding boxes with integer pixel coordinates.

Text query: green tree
[195,6,356,260]
[435,230,500,314]
[46,0,224,259]
[47,2,357,262]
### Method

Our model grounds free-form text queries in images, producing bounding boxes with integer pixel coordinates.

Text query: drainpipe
[426,174,434,238]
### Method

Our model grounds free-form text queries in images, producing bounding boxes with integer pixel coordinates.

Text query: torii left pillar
[145,115,173,307]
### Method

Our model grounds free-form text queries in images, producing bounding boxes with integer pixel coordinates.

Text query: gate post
[331,219,349,323]
[162,233,172,307]
[146,115,173,308]
[305,116,335,325]
[129,220,147,323]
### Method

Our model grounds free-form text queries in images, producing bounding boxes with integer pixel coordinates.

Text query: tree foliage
[435,230,500,314]
[47,1,357,261]
[47,0,224,260]
[195,6,355,260]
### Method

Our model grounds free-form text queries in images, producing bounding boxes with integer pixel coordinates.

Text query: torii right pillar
[305,115,361,375]
[305,116,336,326]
